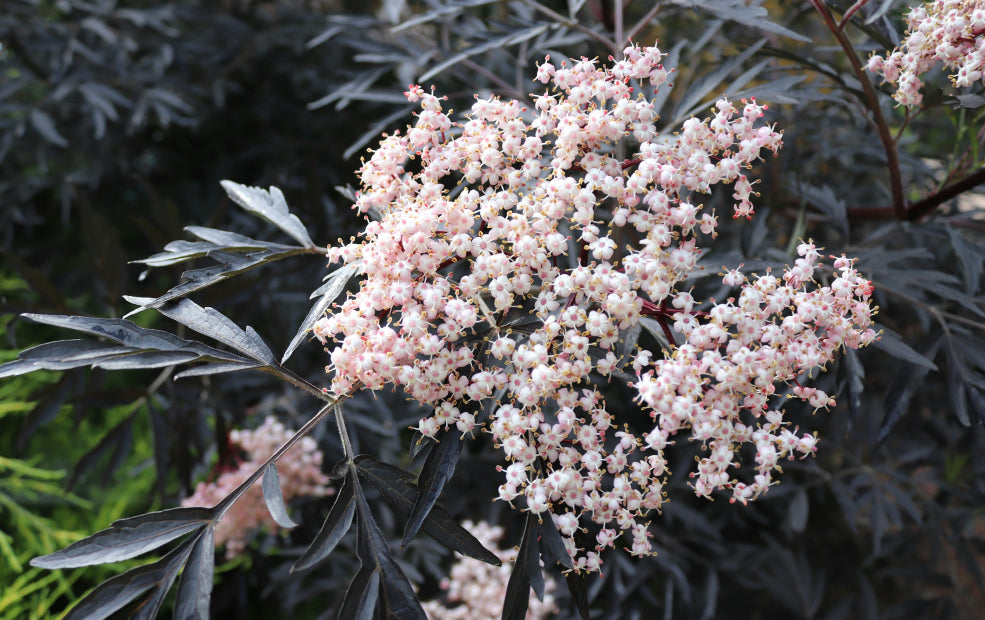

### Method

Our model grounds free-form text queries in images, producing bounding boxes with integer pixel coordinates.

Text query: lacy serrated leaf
[127,250,285,308]
[403,427,463,546]
[690,0,809,41]
[135,226,300,268]
[220,180,315,248]
[30,508,211,569]
[418,23,551,83]
[872,325,938,370]
[353,455,500,565]
[293,470,356,572]
[261,463,299,529]
[174,526,214,620]
[15,314,252,365]
[130,297,276,365]
[283,261,361,364]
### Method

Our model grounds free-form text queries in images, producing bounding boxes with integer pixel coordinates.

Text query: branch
[521,0,617,50]
[845,167,985,221]
[811,0,906,219]
[906,166,985,221]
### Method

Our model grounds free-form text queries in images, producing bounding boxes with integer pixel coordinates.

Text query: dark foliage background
[1,1,984,619]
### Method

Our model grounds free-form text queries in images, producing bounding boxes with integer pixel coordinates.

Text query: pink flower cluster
[182,416,331,558]
[421,521,557,620]
[867,0,985,106]
[314,44,875,568]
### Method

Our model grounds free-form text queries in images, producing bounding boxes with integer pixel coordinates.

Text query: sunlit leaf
[127,297,276,365]
[219,181,315,248]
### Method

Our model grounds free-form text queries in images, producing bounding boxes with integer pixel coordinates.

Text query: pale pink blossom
[422,521,558,620]
[181,416,331,558]
[867,0,985,106]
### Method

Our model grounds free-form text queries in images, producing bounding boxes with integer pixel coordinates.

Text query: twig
[625,2,663,46]
[521,0,617,50]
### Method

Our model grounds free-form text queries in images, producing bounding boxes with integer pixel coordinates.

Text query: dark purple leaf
[94,350,205,370]
[537,511,573,570]
[564,570,591,620]
[954,94,985,109]
[30,508,211,569]
[408,432,432,461]
[354,455,500,566]
[338,563,380,620]
[946,225,984,295]
[13,314,251,364]
[502,513,537,620]
[30,108,69,147]
[354,481,426,620]
[261,463,299,529]
[293,470,356,572]
[174,526,215,620]
[403,427,463,546]
[880,337,942,442]
[127,543,188,620]
[136,226,300,268]
[787,489,809,534]
[61,538,193,620]
[282,262,361,364]
[691,0,809,41]
[126,250,280,308]
[172,362,263,379]
[948,352,972,427]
